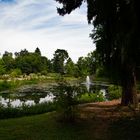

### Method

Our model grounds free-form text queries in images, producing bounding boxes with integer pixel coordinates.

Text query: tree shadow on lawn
[110,116,140,140]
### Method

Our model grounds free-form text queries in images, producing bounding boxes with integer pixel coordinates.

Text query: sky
[0,0,94,62]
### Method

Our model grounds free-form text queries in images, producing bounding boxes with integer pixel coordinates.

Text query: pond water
[0,82,109,108]
[0,92,55,108]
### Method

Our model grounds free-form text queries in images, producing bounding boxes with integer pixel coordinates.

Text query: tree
[0,59,6,75]
[35,47,41,56]
[2,51,15,72]
[55,0,140,106]
[15,49,52,75]
[65,58,76,76]
[86,51,98,75]
[76,57,89,77]
[15,49,29,57]
[40,56,51,73]
[15,50,43,74]
[15,53,32,74]
[52,49,69,74]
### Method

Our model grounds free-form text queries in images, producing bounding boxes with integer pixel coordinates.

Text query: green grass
[0,112,96,140]
[1,106,140,140]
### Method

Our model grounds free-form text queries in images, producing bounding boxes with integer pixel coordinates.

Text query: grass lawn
[1,100,140,140]
[0,112,97,140]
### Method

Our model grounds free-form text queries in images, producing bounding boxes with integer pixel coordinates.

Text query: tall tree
[55,0,140,106]
[52,49,69,74]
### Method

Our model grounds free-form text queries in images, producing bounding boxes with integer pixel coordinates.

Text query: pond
[0,81,109,108]
[0,92,55,108]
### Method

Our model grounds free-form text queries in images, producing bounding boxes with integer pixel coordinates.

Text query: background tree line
[0,47,102,78]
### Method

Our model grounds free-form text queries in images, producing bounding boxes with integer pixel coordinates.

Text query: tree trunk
[121,65,138,107]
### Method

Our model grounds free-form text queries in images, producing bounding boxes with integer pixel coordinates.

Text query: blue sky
[0,0,94,62]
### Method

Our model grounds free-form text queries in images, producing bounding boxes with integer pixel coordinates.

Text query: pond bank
[0,76,79,93]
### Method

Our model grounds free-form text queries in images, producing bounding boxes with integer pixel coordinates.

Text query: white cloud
[0,0,94,62]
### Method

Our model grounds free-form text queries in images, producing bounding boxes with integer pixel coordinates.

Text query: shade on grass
[0,112,96,140]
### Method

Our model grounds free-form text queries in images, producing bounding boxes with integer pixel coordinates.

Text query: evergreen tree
[35,47,41,56]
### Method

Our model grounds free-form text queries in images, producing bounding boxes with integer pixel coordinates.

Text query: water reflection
[39,94,55,103]
[0,82,109,108]
[0,93,54,108]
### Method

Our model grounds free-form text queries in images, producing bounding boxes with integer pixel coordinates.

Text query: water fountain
[85,76,92,92]
[86,76,91,85]
[85,76,108,98]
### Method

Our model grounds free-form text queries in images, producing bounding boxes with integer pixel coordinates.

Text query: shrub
[108,85,122,100]
[10,69,22,77]
[77,92,104,103]
[53,81,78,122]
[0,102,56,119]
[41,70,48,76]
